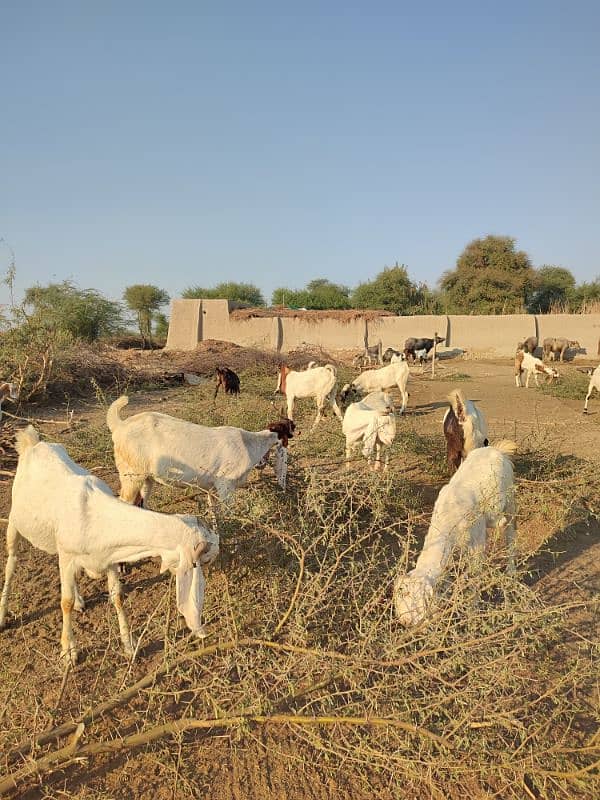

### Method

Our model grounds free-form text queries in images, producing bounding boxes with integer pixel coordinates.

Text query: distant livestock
[0,382,18,423]
[517,336,538,355]
[214,367,241,399]
[542,337,580,363]
[404,337,445,363]
[382,347,403,363]
[583,365,600,413]
[276,364,342,429]
[515,351,559,387]
[353,341,383,368]
[442,389,488,472]
[342,391,396,471]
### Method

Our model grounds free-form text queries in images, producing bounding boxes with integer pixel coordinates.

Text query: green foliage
[440,235,535,314]
[352,265,436,313]
[182,282,264,306]
[272,279,351,309]
[569,278,600,312]
[527,266,577,313]
[153,312,169,340]
[123,284,170,346]
[23,281,124,342]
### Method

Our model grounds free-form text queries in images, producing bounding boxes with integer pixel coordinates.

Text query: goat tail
[491,439,518,457]
[15,424,40,455]
[107,395,129,433]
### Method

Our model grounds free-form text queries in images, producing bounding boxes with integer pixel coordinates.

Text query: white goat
[275,364,342,429]
[0,382,19,422]
[342,391,396,471]
[341,355,409,414]
[394,441,517,627]
[515,351,559,387]
[583,364,600,413]
[108,396,295,508]
[0,426,219,663]
[442,389,488,472]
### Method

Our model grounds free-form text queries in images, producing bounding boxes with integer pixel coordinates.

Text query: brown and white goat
[442,389,488,472]
[515,351,559,388]
[214,366,240,399]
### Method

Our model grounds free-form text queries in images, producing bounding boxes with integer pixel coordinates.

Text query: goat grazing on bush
[214,367,240,399]
[394,440,517,627]
[442,389,488,472]
[341,355,409,414]
[583,364,600,413]
[515,351,559,387]
[0,426,220,663]
[342,391,396,471]
[275,363,342,428]
[108,397,295,509]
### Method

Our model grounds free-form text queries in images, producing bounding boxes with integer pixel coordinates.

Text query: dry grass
[0,368,598,798]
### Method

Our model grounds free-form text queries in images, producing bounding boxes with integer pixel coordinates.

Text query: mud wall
[165,300,600,359]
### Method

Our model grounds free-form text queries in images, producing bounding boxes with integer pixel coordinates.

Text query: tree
[527,266,576,313]
[272,279,351,309]
[154,312,170,340]
[123,284,170,348]
[439,236,535,314]
[351,265,430,313]
[570,278,600,312]
[182,282,264,306]
[24,281,123,341]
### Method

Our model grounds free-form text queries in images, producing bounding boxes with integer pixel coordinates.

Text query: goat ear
[455,396,466,423]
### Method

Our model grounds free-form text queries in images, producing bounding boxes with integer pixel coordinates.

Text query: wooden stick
[431,331,437,378]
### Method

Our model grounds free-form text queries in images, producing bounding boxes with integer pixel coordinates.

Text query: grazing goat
[394,441,517,627]
[517,336,538,355]
[0,382,19,422]
[404,336,445,363]
[515,351,559,387]
[108,397,295,508]
[214,367,240,399]
[583,364,600,413]
[0,426,219,663]
[542,337,580,363]
[442,389,488,472]
[275,364,342,428]
[352,341,383,369]
[341,356,409,414]
[342,391,396,471]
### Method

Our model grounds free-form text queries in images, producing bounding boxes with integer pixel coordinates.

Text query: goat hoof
[74,598,86,612]
[62,647,79,666]
[193,625,209,639]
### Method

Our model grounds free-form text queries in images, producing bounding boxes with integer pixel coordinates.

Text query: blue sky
[1,1,599,309]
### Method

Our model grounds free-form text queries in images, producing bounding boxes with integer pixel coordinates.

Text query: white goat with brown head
[442,389,488,472]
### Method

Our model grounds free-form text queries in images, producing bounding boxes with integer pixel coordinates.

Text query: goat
[108,397,294,509]
[404,336,445,363]
[341,355,409,414]
[0,382,19,423]
[342,391,396,471]
[382,347,403,364]
[0,426,219,663]
[515,351,559,387]
[542,337,580,363]
[275,364,342,429]
[394,441,517,627]
[583,364,600,413]
[442,389,488,472]
[214,367,240,399]
[517,336,538,355]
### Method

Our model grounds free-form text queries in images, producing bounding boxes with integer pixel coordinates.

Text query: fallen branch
[0,712,450,796]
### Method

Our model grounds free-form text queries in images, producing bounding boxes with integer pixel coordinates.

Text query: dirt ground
[0,350,598,799]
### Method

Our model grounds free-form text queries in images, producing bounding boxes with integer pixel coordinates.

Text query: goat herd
[0,336,599,666]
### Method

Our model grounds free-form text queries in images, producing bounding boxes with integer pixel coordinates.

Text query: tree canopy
[352,265,435,314]
[24,281,123,341]
[123,284,170,347]
[272,279,351,309]
[182,282,264,306]
[527,266,576,313]
[440,236,535,314]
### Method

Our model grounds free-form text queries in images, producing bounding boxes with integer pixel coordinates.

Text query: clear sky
[1,0,599,309]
